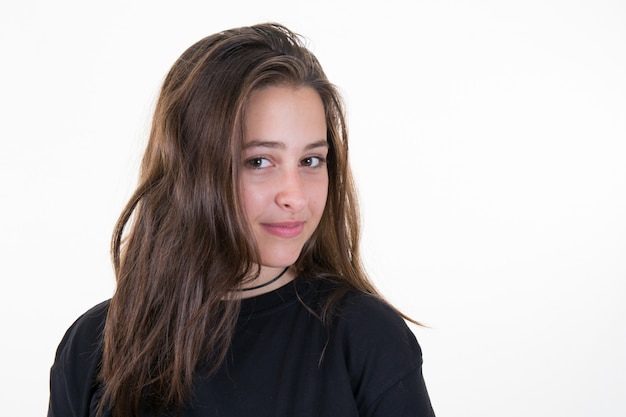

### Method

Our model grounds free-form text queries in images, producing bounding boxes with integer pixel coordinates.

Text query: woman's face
[240,85,329,270]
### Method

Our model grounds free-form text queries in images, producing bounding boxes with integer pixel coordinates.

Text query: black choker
[239,267,289,292]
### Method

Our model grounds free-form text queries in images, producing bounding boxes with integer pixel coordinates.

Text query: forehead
[243,85,327,145]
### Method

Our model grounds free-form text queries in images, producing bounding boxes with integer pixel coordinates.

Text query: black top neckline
[238,278,315,318]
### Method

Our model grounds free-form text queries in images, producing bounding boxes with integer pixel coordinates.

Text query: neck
[235,266,295,298]
[239,267,289,292]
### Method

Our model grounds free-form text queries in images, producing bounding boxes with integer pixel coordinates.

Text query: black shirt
[48,278,435,416]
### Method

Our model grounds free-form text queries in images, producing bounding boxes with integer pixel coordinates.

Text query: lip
[261,221,305,238]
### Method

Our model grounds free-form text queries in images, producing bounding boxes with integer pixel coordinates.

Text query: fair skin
[239,85,329,296]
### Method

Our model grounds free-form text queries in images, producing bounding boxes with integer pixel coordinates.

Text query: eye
[246,157,272,169]
[300,156,326,168]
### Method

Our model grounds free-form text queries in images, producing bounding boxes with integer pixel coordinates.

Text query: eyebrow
[242,140,329,151]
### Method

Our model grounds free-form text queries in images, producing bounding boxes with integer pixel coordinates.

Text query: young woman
[48,23,435,417]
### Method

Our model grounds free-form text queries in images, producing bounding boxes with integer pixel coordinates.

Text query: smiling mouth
[261,222,305,238]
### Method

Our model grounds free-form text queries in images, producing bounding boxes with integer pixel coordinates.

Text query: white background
[1,1,625,416]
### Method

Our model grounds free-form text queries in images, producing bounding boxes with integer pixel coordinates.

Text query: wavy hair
[99,23,377,416]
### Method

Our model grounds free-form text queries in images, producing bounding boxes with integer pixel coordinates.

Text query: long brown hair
[99,23,377,416]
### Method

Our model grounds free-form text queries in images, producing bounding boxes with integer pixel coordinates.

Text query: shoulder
[48,300,110,417]
[322,287,433,415]
[53,300,110,361]
[307,276,423,364]
[309,279,419,350]
[334,290,422,364]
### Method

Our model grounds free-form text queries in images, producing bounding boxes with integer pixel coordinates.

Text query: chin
[259,247,305,268]
[260,256,300,268]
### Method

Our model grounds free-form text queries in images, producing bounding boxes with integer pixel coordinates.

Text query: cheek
[312,178,329,215]
[240,184,266,221]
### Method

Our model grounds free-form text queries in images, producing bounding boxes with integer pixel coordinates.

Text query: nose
[275,168,307,212]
